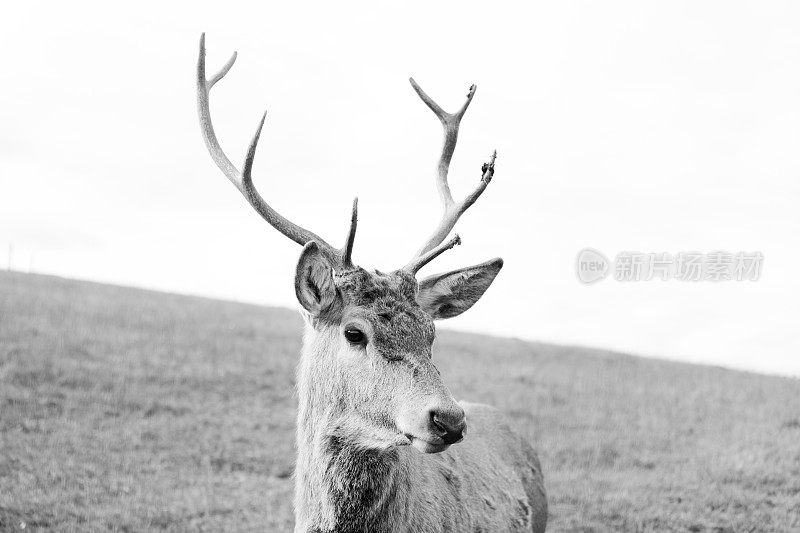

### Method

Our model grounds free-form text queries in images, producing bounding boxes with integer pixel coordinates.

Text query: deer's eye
[344,328,366,345]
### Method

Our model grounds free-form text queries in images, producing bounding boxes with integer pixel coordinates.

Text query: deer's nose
[430,407,467,445]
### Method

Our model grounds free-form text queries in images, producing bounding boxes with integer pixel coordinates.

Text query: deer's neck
[293,325,406,533]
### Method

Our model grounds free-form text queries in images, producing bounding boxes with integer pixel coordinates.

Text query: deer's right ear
[295,242,339,317]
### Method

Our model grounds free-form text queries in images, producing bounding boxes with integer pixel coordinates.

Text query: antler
[403,234,462,275]
[197,33,356,267]
[403,78,497,274]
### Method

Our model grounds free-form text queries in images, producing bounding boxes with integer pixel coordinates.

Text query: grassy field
[1,271,799,532]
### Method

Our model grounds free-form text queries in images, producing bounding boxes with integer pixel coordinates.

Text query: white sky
[1,1,799,375]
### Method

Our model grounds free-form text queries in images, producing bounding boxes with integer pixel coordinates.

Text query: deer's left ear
[416,258,503,320]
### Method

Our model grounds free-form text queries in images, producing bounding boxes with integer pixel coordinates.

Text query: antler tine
[341,197,358,268]
[403,234,461,275]
[405,78,497,273]
[197,33,344,266]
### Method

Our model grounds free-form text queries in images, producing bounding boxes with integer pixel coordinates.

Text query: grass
[1,271,799,532]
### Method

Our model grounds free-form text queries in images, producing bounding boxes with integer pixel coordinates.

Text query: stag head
[197,34,502,453]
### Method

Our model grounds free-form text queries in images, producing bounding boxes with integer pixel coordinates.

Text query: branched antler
[197,35,496,277]
[404,78,497,273]
[197,33,356,267]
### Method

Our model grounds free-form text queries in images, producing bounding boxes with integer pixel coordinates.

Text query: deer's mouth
[403,433,451,454]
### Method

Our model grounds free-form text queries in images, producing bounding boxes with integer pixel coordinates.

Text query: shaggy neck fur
[294,323,407,533]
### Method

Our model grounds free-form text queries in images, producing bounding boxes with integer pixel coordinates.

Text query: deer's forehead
[336,268,417,305]
[337,268,435,348]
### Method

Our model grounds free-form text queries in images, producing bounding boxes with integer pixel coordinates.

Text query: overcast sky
[2,1,799,375]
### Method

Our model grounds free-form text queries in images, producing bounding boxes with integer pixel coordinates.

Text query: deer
[196,34,547,533]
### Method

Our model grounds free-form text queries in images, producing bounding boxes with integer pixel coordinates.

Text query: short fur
[292,248,547,532]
